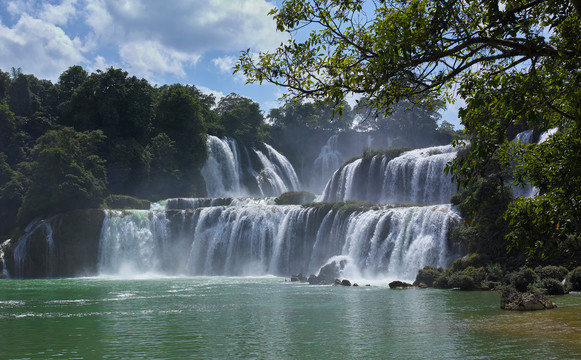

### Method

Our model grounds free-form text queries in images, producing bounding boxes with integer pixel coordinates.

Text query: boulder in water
[341,279,351,286]
[310,260,346,285]
[291,273,307,282]
[500,290,557,311]
[389,280,414,289]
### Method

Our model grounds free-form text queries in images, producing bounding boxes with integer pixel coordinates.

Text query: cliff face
[6,209,105,279]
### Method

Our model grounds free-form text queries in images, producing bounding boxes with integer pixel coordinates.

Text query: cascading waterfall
[321,145,457,204]
[201,136,244,196]
[201,135,300,197]
[311,135,344,193]
[12,218,55,278]
[1,240,11,278]
[96,202,461,280]
[253,144,301,196]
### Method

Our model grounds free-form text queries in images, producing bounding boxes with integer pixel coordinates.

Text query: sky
[0,0,462,128]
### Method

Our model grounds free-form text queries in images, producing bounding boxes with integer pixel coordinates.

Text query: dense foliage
[0,66,269,237]
[236,0,581,265]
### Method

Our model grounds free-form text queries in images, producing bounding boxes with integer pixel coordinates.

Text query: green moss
[103,195,150,210]
[275,191,316,205]
[303,200,382,217]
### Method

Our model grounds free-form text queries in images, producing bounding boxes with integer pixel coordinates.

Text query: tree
[153,84,208,197]
[268,98,353,130]
[215,93,266,143]
[68,67,154,142]
[18,127,107,224]
[236,0,581,261]
[58,65,88,100]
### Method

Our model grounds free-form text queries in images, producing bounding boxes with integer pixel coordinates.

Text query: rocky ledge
[500,290,557,311]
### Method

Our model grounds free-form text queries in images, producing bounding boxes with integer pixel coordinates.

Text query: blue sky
[0,0,462,128]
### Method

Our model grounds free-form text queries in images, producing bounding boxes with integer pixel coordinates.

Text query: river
[1,277,580,359]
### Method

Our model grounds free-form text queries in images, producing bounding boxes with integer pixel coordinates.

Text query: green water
[1,277,580,359]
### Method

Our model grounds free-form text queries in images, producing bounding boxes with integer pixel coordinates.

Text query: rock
[291,273,307,282]
[389,280,414,289]
[341,279,352,286]
[5,209,105,278]
[501,290,557,311]
[417,282,428,288]
[353,283,359,287]
[308,274,320,285]
[308,259,347,285]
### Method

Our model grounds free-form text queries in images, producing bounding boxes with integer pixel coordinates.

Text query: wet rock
[389,280,414,289]
[291,273,307,282]
[341,279,351,286]
[500,290,557,311]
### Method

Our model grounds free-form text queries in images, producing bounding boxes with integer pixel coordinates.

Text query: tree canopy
[236,0,581,261]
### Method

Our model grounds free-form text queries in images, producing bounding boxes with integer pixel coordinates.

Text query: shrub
[449,253,489,273]
[509,267,539,292]
[485,263,504,282]
[463,266,486,286]
[481,280,502,290]
[566,267,581,291]
[535,265,569,281]
[433,274,450,289]
[449,273,475,290]
[413,266,443,287]
[103,195,150,210]
[537,278,567,295]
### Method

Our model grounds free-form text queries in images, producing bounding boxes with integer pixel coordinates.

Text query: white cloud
[212,56,237,74]
[0,0,288,87]
[39,0,78,25]
[119,40,200,80]
[0,13,85,80]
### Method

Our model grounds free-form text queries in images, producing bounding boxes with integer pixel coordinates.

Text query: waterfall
[253,144,301,196]
[12,218,55,278]
[96,202,461,281]
[201,136,300,197]
[1,240,10,278]
[201,136,244,197]
[311,135,344,193]
[513,129,534,144]
[321,145,457,205]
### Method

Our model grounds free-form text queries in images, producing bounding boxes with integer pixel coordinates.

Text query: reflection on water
[1,278,580,359]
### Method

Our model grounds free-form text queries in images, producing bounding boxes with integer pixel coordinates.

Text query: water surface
[1,277,580,359]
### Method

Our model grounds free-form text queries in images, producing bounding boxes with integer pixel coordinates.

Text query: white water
[311,135,344,192]
[96,203,461,281]
[322,145,457,204]
[201,136,300,197]
[0,240,10,278]
[12,218,55,278]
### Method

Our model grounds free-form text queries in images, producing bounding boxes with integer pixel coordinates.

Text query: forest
[0,65,456,241]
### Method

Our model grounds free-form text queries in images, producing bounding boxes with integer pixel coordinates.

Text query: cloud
[39,0,78,25]
[0,13,85,80]
[95,0,286,53]
[0,0,287,85]
[212,56,237,74]
[119,40,201,80]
